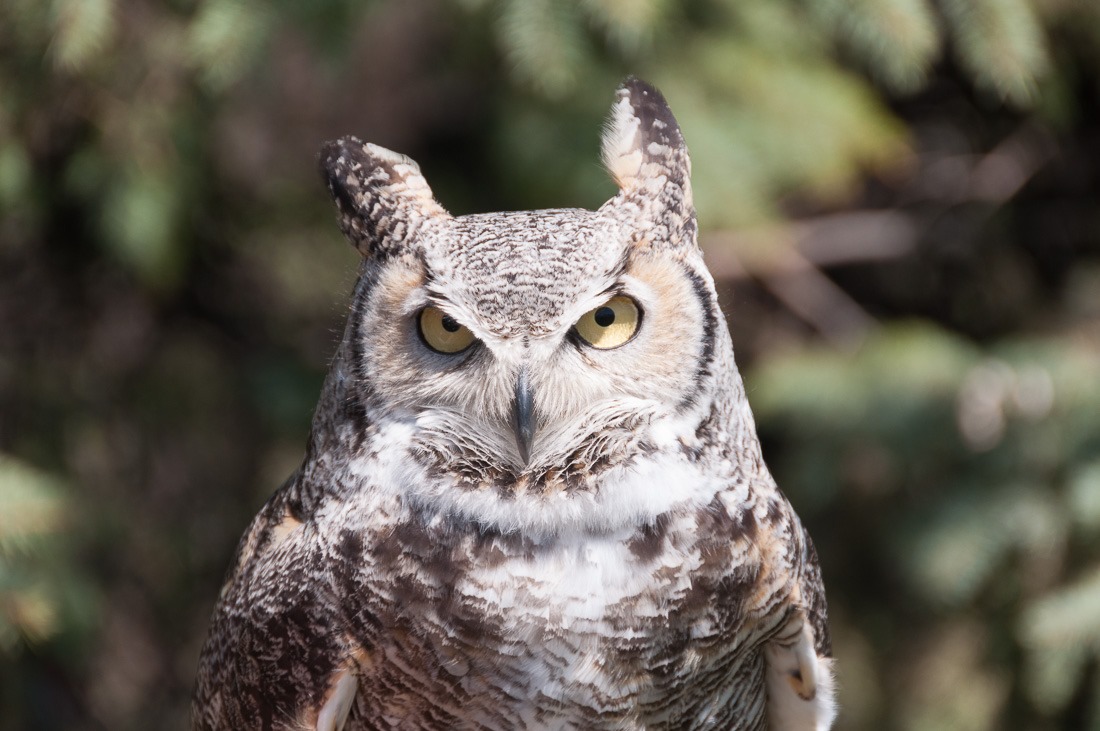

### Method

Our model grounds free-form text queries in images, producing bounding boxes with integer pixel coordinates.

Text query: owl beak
[512,367,536,465]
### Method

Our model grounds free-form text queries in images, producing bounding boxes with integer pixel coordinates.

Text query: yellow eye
[574,296,640,349]
[418,307,476,354]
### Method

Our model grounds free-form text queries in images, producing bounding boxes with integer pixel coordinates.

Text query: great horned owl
[193,78,836,731]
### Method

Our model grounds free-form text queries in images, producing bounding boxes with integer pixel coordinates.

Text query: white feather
[601,93,643,189]
[764,622,838,731]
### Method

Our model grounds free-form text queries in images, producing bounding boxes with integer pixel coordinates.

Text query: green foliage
[811,0,942,92]
[1020,568,1100,715]
[579,0,668,54]
[187,0,273,93]
[49,0,117,72]
[0,143,31,210]
[102,167,187,289]
[940,0,1050,105]
[0,457,97,652]
[498,0,593,99]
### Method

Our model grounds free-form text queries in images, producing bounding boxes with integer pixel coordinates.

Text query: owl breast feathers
[193,78,836,731]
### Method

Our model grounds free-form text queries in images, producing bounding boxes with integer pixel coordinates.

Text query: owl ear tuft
[319,137,448,258]
[600,78,696,251]
[601,77,691,196]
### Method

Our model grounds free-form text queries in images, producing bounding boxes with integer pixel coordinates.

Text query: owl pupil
[441,315,461,333]
[594,307,616,327]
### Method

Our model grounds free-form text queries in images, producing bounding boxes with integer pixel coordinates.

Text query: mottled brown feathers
[194,78,834,731]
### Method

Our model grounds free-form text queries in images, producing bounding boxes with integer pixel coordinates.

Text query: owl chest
[352,521,767,729]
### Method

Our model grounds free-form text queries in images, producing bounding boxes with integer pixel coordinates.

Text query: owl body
[194,80,835,731]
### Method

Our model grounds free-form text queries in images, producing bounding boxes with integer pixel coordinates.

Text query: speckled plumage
[194,79,836,731]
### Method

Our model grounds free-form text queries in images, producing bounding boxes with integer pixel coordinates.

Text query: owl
[193,78,836,731]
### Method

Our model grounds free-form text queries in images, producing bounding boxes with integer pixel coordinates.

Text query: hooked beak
[512,367,536,466]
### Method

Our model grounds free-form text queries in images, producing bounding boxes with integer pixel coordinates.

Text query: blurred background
[1,0,1099,729]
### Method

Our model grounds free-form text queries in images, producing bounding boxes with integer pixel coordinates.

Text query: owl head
[319,79,743,500]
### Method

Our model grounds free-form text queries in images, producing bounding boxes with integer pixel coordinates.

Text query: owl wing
[193,476,361,731]
[763,511,838,731]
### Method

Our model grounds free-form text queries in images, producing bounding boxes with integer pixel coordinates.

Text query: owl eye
[574,296,641,349]
[418,306,476,354]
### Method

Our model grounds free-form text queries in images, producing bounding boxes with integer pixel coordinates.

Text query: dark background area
[1,1,1099,729]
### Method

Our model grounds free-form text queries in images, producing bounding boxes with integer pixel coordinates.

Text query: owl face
[322,80,717,482]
